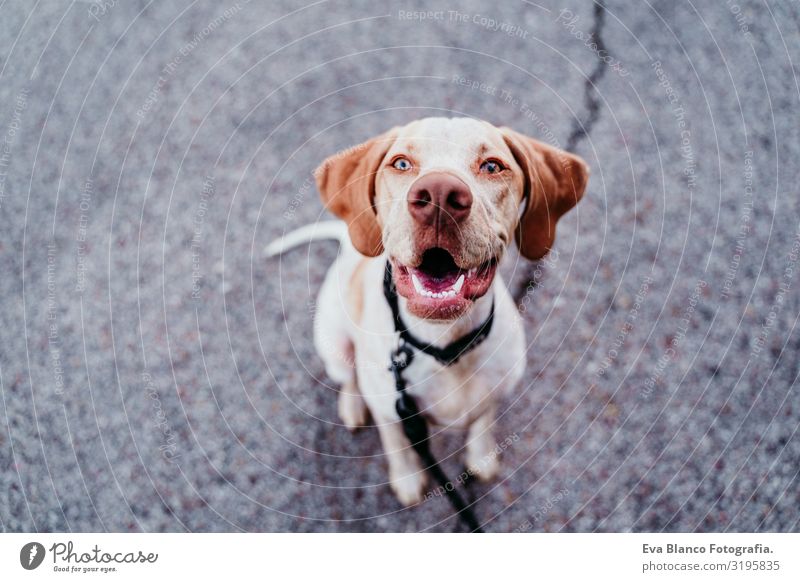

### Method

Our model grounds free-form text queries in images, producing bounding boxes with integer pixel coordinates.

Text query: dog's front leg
[375,417,427,506]
[465,406,500,482]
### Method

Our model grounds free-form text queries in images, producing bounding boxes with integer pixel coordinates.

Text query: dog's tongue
[414,248,461,292]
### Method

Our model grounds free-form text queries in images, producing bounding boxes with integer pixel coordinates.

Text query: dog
[267,117,589,506]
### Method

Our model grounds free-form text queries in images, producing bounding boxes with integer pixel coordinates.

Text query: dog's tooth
[468,268,477,278]
[453,274,465,293]
[411,273,424,294]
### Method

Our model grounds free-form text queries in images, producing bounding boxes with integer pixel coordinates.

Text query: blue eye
[480,159,505,174]
[392,157,412,171]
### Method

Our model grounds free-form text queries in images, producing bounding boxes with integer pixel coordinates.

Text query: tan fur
[501,127,590,260]
[314,130,398,257]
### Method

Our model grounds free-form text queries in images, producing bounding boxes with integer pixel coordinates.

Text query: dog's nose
[407,172,473,227]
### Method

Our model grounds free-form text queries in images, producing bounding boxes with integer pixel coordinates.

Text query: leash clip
[389,342,414,389]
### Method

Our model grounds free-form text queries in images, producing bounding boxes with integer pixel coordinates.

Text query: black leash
[383,262,494,533]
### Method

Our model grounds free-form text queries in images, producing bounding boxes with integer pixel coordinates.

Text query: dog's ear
[315,129,398,257]
[501,127,589,260]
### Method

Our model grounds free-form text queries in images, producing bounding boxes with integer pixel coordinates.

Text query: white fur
[264,220,347,257]
[271,118,533,506]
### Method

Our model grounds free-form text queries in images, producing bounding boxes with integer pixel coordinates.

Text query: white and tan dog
[268,117,588,505]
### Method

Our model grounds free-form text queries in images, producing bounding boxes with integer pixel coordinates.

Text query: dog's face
[316,117,589,320]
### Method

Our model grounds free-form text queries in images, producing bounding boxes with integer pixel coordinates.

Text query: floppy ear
[501,127,589,260]
[314,129,398,257]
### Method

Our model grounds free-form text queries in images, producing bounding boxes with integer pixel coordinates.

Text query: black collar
[383,261,494,366]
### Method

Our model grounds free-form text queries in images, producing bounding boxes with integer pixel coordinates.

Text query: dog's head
[316,117,589,320]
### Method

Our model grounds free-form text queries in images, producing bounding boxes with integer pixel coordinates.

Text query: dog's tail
[264,221,348,257]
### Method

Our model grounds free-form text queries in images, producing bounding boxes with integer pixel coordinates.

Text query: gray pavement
[0,0,799,532]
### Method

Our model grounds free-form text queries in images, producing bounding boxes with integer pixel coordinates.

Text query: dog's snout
[407,173,472,226]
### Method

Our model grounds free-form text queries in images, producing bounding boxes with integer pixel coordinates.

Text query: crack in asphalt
[514,1,607,303]
[566,1,608,152]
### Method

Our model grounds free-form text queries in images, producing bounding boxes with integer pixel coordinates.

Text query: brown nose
[407,172,473,227]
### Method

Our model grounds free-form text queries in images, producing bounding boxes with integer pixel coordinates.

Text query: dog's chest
[402,350,506,428]
[353,263,525,426]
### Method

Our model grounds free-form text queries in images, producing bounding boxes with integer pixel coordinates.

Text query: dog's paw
[466,449,500,482]
[338,385,368,431]
[389,469,427,506]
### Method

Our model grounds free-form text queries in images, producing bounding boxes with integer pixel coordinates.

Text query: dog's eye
[479,159,505,174]
[392,157,413,171]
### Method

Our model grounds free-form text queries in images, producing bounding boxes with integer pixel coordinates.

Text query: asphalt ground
[0,0,799,532]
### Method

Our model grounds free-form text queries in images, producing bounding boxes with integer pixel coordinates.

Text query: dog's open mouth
[391,248,498,320]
